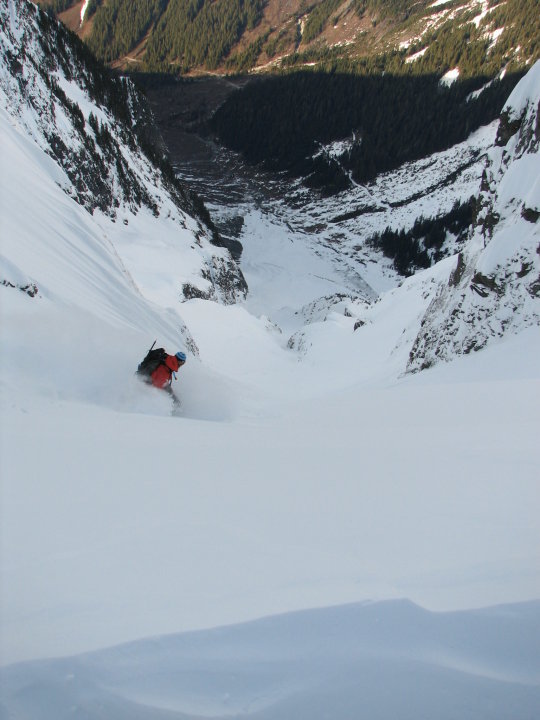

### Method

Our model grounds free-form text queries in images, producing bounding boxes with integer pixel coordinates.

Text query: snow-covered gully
[0,2,539,717]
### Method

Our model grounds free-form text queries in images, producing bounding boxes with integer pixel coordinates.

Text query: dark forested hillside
[40,0,539,77]
[86,0,167,64]
[37,0,538,198]
[210,70,523,190]
[367,198,476,276]
[86,0,265,71]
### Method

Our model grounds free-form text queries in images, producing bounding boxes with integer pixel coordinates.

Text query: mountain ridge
[407,61,540,369]
[1,0,247,306]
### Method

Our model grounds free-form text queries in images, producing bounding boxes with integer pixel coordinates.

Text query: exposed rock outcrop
[407,62,540,371]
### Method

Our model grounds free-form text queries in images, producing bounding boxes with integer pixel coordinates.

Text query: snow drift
[2,600,539,719]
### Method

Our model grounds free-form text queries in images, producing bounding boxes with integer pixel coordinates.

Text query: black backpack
[136,347,167,379]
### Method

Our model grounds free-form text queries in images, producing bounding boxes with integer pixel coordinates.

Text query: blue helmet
[175,351,187,363]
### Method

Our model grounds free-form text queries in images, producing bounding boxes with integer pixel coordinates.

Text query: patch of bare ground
[311,1,364,47]
[264,0,306,29]
[58,1,84,32]
[79,11,95,41]
[34,0,92,36]
[224,0,304,62]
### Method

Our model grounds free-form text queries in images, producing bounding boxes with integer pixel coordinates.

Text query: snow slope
[1,4,540,718]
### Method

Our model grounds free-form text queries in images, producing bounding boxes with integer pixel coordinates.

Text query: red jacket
[151,354,180,389]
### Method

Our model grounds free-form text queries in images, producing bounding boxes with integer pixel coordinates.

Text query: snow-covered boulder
[407,61,540,371]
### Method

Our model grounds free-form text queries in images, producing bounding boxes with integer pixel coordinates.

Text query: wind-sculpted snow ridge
[2,600,539,720]
[407,61,540,371]
[0,0,246,305]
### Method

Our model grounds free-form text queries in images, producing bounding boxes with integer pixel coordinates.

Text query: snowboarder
[136,344,186,409]
[149,350,186,391]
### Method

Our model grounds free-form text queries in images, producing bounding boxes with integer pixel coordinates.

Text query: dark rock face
[495,109,524,146]
[522,206,540,223]
[1,280,39,297]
